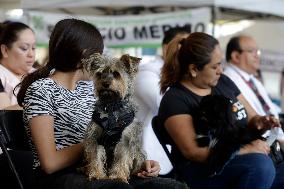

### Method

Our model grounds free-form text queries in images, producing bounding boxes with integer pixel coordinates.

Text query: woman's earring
[191,73,197,78]
[49,68,55,75]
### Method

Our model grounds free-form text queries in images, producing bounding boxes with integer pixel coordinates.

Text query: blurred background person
[0,79,10,109]
[224,35,281,118]
[255,69,263,83]
[280,70,284,112]
[224,35,284,152]
[134,26,190,176]
[0,21,36,109]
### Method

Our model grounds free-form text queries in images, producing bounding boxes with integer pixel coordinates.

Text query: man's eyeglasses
[239,49,261,56]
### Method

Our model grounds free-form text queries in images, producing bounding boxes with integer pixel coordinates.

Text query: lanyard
[231,67,271,115]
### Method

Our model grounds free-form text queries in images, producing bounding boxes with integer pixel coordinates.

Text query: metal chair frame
[0,110,31,189]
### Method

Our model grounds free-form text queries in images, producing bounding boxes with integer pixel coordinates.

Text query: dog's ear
[120,54,141,75]
[81,53,102,75]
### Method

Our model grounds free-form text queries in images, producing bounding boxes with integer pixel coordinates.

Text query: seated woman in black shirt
[158,32,283,189]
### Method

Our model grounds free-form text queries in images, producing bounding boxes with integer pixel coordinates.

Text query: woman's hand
[238,139,270,155]
[249,115,281,132]
[137,160,161,178]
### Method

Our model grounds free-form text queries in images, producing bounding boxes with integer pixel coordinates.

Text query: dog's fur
[81,53,146,182]
[197,95,267,175]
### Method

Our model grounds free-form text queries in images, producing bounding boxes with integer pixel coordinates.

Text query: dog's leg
[109,121,146,182]
[83,123,107,180]
[87,145,107,180]
[131,147,147,175]
[108,141,131,182]
[129,122,147,174]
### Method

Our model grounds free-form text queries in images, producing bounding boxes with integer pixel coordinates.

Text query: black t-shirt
[158,74,248,167]
[0,80,4,92]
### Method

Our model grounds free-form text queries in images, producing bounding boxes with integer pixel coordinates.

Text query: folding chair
[0,110,34,189]
[151,115,182,180]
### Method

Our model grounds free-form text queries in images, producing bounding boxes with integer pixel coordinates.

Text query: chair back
[151,115,175,165]
[0,109,34,189]
[0,110,30,151]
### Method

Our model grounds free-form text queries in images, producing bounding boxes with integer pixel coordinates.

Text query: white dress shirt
[0,64,36,106]
[224,64,281,117]
[224,64,284,142]
[0,64,22,105]
[134,56,173,175]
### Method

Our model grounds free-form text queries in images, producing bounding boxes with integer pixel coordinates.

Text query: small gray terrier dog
[81,53,146,182]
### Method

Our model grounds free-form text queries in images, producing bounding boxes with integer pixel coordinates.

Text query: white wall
[218,20,284,53]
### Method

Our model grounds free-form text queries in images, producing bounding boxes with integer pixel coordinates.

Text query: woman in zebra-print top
[16,18,187,189]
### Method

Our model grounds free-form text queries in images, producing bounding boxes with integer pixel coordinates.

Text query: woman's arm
[164,114,209,162]
[30,115,83,174]
[238,94,280,130]
[237,94,271,155]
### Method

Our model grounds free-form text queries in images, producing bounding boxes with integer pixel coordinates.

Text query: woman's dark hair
[17,18,104,106]
[162,25,191,45]
[160,32,219,93]
[225,36,242,62]
[0,21,32,59]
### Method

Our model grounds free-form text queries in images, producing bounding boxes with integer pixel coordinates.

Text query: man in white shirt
[134,26,190,175]
[224,35,284,149]
[224,35,281,117]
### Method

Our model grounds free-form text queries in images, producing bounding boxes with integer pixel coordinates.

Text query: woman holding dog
[16,18,187,189]
[158,32,284,189]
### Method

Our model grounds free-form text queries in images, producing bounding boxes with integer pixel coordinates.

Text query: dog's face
[198,95,237,138]
[82,53,141,102]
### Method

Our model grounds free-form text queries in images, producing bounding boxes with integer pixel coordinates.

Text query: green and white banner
[27,7,211,48]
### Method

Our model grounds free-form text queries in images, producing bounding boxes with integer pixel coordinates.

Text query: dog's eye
[96,72,102,78]
[113,71,120,78]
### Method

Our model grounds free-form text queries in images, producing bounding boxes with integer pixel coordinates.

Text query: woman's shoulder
[77,80,93,88]
[29,78,54,88]
[26,78,56,95]
[0,64,19,84]
[160,83,198,107]
[164,83,197,99]
[219,74,234,84]
[0,64,10,75]
[217,74,239,89]
[215,74,240,97]
[159,83,198,118]
[162,83,185,100]
[76,80,94,94]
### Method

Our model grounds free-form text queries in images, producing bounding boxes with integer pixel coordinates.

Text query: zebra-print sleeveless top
[23,78,95,169]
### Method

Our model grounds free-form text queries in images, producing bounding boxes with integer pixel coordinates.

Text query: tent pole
[211,5,216,37]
